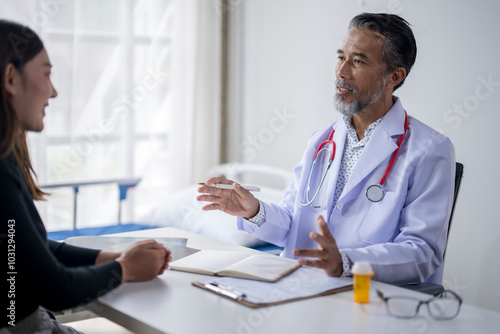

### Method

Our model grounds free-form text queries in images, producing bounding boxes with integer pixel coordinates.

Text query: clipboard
[193,266,353,308]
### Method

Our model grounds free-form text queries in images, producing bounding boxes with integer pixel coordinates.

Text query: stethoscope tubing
[300,157,332,207]
[377,111,408,188]
[299,111,408,207]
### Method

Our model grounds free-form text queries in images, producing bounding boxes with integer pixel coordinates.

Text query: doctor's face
[334,28,389,116]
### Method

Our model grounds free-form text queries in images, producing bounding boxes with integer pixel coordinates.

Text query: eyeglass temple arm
[376,289,387,301]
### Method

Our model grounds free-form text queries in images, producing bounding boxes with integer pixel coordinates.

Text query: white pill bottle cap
[351,261,374,275]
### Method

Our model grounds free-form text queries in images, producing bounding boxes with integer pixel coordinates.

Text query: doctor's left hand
[293,215,343,277]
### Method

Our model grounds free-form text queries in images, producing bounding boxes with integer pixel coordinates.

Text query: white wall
[227,0,500,312]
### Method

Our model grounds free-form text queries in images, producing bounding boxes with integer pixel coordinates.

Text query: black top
[0,155,122,328]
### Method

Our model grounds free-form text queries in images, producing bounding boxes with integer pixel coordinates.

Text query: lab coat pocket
[356,191,401,245]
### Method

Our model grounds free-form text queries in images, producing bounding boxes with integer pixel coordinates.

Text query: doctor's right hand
[197,176,260,219]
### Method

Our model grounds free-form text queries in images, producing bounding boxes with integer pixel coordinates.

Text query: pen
[198,183,261,192]
[203,282,246,301]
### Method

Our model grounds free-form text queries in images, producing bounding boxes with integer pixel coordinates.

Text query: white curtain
[169,0,222,190]
[2,0,222,228]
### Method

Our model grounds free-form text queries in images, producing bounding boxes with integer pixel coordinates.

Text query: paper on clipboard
[193,266,353,308]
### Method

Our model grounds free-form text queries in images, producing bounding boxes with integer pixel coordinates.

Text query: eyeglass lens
[383,291,461,320]
[386,297,420,318]
[427,291,461,320]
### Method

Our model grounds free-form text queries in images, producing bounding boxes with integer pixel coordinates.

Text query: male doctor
[198,13,455,284]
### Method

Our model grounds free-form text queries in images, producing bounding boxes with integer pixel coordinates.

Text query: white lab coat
[238,97,455,284]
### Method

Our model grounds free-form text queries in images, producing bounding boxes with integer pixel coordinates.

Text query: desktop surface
[77,228,500,334]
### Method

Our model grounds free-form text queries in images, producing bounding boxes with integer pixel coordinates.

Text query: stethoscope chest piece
[366,184,384,202]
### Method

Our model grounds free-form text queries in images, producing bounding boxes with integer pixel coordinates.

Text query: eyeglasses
[377,289,462,320]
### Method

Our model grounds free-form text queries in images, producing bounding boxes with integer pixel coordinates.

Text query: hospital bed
[44,163,292,252]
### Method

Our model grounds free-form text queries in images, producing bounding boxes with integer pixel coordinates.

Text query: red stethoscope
[299,111,408,207]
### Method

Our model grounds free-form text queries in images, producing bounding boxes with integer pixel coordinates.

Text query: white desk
[77,228,500,334]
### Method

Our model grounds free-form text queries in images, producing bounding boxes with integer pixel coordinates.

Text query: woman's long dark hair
[0,19,47,200]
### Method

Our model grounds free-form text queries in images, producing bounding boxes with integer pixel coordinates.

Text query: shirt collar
[342,114,384,146]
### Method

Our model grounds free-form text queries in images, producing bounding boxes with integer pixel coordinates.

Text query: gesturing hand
[293,215,343,277]
[197,176,260,219]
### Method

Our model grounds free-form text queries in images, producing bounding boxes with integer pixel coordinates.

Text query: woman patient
[0,19,171,333]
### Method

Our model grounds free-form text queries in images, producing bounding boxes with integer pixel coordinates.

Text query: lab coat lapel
[340,101,406,198]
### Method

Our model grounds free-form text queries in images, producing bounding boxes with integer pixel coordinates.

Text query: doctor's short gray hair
[349,13,417,91]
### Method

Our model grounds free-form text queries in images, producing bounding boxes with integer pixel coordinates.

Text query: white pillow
[138,185,284,248]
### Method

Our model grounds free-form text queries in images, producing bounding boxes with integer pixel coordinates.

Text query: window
[3,0,175,230]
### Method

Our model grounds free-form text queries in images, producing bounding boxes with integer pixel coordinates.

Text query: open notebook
[169,250,300,282]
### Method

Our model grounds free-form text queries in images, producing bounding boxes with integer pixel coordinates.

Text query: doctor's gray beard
[334,77,386,117]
